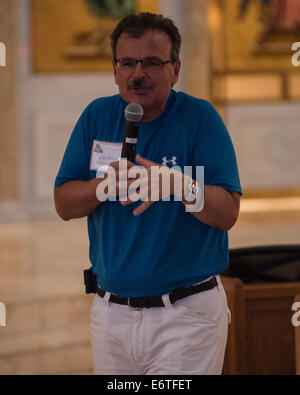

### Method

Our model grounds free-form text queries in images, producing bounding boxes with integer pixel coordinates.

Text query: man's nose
[132,61,145,78]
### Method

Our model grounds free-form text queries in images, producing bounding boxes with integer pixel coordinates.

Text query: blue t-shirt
[55,90,242,297]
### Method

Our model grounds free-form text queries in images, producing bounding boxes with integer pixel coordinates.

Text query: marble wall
[184,0,210,100]
[0,0,18,202]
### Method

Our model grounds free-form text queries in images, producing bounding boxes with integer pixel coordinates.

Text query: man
[54,12,242,375]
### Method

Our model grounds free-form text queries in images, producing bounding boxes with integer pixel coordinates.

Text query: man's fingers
[109,159,135,172]
[136,154,157,168]
[118,167,145,181]
[133,201,153,216]
[108,161,120,170]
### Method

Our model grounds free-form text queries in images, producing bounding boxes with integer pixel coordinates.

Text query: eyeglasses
[115,57,173,71]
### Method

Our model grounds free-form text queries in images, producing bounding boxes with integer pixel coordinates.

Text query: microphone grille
[124,103,144,123]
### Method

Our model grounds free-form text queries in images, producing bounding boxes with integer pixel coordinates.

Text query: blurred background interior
[0,0,300,375]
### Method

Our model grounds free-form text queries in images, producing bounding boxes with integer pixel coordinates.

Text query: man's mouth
[128,80,152,94]
[133,87,149,94]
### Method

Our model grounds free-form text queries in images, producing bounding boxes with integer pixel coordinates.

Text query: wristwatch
[184,179,200,202]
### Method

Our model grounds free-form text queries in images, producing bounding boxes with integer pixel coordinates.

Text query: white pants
[90,276,230,375]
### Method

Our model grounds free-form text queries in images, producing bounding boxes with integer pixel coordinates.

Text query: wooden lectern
[222,277,300,375]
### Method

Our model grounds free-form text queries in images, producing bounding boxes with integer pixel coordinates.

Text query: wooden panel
[221,276,246,375]
[244,293,297,374]
[222,278,300,374]
[245,282,300,300]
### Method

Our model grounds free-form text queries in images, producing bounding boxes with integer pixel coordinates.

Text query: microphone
[121,103,144,163]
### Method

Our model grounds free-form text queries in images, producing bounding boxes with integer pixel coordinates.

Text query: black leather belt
[97,277,218,310]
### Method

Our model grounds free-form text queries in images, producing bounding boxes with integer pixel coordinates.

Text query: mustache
[127,79,153,90]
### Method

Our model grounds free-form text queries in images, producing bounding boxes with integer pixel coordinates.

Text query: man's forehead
[116,30,172,53]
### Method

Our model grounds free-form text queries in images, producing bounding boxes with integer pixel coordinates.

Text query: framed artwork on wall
[210,0,300,104]
[210,0,300,73]
[209,0,300,198]
[32,0,158,73]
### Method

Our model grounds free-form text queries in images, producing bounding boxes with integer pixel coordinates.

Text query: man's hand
[96,158,137,201]
[98,155,240,231]
[109,158,137,198]
[100,155,202,217]
[118,154,168,216]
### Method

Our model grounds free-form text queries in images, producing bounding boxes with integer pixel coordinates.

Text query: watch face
[193,184,200,195]
[190,181,199,195]
[185,180,200,201]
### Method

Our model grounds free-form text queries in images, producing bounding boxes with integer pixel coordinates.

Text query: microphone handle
[121,122,139,163]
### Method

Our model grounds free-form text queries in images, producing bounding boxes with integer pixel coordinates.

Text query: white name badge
[90,140,122,173]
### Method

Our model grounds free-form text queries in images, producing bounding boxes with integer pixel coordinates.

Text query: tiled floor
[0,218,94,374]
[0,201,300,374]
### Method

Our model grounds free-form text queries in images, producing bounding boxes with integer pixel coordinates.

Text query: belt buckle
[128,298,143,311]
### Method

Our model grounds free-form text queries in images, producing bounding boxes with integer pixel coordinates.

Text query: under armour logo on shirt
[162,157,177,167]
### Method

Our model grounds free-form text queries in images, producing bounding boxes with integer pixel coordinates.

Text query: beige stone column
[184,0,210,101]
[0,0,18,201]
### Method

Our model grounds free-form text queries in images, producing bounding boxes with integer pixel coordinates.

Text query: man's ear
[113,61,119,85]
[172,59,181,86]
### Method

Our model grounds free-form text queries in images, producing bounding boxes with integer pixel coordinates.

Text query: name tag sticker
[90,141,122,172]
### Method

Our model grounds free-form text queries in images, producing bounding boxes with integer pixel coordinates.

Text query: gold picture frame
[210,0,300,73]
[32,0,158,73]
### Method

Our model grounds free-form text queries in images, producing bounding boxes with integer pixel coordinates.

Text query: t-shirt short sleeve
[54,104,92,187]
[194,101,242,195]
